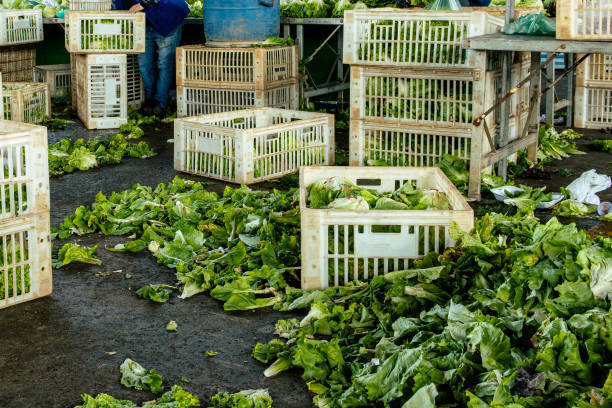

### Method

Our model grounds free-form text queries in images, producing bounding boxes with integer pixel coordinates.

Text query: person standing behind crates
[114,0,189,116]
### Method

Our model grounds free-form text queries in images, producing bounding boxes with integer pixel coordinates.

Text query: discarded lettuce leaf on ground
[53,243,101,268]
[166,320,178,332]
[205,350,219,357]
[75,385,199,408]
[136,284,175,303]
[120,358,164,394]
[552,199,594,217]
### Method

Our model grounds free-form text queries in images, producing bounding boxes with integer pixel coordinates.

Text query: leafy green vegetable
[252,339,288,363]
[593,139,612,153]
[136,284,175,303]
[436,154,469,193]
[209,389,272,408]
[502,185,552,209]
[54,243,101,268]
[76,385,199,408]
[120,358,164,394]
[205,350,219,357]
[166,320,178,332]
[552,199,594,217]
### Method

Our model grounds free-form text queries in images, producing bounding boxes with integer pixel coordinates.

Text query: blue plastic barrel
[203,0,280,47]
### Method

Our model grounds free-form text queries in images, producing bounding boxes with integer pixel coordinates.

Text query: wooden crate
[299,166,473,290]
[174,108,334,184]
[176,45,298,90]
[64,11,146,54]
[2,82,50,124]
[177,81,299,118]
[69,0,112,11]
[0,44,36,82]
[0,10,43,46]
[126,54,144,109]
[75,54,127,129]
[33,64,71,99]
[0,212,52,309]
[0,120,50,220]
[557,0,612,41]
[343,9,503,69]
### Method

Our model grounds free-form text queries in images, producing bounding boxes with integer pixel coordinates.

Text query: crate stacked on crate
[556,0,612,41]
[64,11,146,129]
[0,120,52,309]
[343,8,534,199]
[575,54,612,129]
[175,45,299,117]
[174,107,334,184]
[299,166,473,290]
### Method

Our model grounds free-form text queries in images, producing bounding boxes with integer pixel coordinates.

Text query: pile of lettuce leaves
[55,177,612,407]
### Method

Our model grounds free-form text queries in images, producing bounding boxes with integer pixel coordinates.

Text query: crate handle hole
[356,178,381,186]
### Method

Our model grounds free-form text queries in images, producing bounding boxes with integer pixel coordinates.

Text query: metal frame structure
[464,32,611,187]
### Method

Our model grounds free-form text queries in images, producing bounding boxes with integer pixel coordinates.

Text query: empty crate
[0,212,52,309]
[343,9,503,69]
[557,0,612,41]
[574,54,612,129]
[299,166,473,290]
[0,10,43,46]
[75,54,127,129]
[34,64,71,99]
[0,44,36,82]
[2,82,50,124]
[177,82,298,118]
[176,45,298,90]
[174,107,334,184]
[64,11,146,54]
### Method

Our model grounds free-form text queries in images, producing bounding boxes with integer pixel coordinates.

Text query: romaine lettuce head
[374,197,410,210]
[328,196,369,210]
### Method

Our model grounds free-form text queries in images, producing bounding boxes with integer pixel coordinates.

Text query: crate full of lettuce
[300,166,473,290]
[174,107,334,184]
[343,9,504,69]
[2,82,50,124]
[64,11,145,54]
[0,9,43,46]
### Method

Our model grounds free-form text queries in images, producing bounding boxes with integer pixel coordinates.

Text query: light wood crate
[299,166,473,290]
[176,45,298,90]
[0,44,36,82]
[174,108,334,184]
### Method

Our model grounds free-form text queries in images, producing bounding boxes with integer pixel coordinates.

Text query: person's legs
[138,25,158,104]
[153,23,183,109]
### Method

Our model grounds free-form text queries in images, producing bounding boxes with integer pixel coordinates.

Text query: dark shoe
[152,104,165,118]
[139,99,156,116]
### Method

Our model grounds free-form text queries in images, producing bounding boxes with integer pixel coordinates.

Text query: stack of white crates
[343,8,533,199]
[575,54,612,129]
[64,10,146,129]
[175,45,299,117]
[0,120,52,309]
[0,9,48,124]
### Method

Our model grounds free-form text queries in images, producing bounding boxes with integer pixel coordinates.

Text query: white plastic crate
[33,64,71,99]
[0,10,43,46]
[177,82,299,118]
[299,166,473,290]
[2,82,50,124]
[574,86,612,129]
[557,0,612,41]
[176,45,298,90]
[343,9,503,69]
[70,54,77,109]
[350,65,490,129]
[576,54,612,87]
[174,108,334,184]
[0,212,52,309]
[69,0,112,11]
[64,11,146,54]
[127,54,144,109]
[75,54,127,129]
[0,120,49,221]
[0,44,36,82]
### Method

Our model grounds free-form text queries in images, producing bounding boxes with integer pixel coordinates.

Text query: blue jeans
[138,23,183,108]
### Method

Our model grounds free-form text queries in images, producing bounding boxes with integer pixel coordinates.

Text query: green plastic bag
[503,13,556,36]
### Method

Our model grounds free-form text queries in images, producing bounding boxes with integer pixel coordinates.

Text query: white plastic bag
[565,170,611,205]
